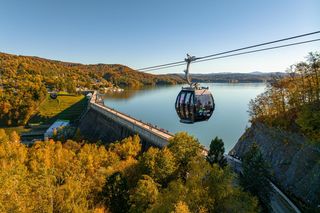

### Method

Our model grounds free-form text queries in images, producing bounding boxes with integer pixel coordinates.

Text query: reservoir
[103,83,265,152]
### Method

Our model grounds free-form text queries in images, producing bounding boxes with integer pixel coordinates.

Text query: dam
[78,91,301,213]
[78,91,173,148]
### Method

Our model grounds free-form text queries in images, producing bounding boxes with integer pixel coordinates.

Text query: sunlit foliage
[0,52,183,126]
[249,52,320,140]
[0,130,258,212]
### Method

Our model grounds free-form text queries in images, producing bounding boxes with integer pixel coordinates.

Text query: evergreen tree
[206,137,227,168]
[102,172,130,213]
[240,143,273,210]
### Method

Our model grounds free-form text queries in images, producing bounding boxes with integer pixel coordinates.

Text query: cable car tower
[175,54,215,123]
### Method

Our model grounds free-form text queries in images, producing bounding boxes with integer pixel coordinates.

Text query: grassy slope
[2,94,88,137]
[29,94,87,125]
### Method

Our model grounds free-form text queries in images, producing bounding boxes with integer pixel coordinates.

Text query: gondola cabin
[50,92,58,99]
[175,86,215,123]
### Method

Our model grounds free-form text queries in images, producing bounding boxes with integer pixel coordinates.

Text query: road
[225,155,301,213]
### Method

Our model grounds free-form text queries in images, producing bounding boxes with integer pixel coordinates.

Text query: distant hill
[180,72,288,83]
[0,52,184,90]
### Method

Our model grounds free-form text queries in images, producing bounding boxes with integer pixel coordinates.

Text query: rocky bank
[230,122,320,208]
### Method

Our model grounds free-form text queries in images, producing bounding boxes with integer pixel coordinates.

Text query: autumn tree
[167,132,203,181]
[139,147,177,185]
[172,201,191,213]
[111,135,141,160]
[249,52,320,140]
[129,175,159,212]
[149,154,259,213]
[0,131,259,212]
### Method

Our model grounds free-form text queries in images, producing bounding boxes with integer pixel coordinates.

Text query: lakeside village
[76,86,124,93]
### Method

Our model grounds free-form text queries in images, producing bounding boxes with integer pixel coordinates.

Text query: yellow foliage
[0,129,144,212]
[172,201,191,213]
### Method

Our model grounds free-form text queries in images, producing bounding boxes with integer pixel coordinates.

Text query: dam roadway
[80,91,301,213]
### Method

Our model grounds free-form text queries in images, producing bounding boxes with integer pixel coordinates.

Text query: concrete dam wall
[78,92,173,148]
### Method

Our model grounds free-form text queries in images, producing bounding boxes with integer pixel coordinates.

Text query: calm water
[103,83,265,152]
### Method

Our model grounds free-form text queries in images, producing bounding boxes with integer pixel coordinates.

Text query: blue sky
[0,0,319,73]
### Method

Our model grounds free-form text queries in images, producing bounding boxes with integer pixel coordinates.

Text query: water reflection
[102,86,168,100]
[103,83,265,152]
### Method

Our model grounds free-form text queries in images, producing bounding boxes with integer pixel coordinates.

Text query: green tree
[139,147,159,176]
[219,189,259,213]
[168,132,203,181]
[111,135,141,160]
[206,137,227,168]
[102,172,130,213]
[240,143,273,209]
[149,155,258,213]
[129,175,159,212]
[140,147,177,185]
[154,148,177,185]
[296,103,320,138]
[147,180,187,213]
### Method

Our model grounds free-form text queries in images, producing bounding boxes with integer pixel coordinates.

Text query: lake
[103,83,265,152]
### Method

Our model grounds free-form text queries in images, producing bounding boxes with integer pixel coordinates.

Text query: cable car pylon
[184,54,197,86]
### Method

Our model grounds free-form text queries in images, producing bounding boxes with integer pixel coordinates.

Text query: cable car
[175,55,215,123]
[50,92,58,99]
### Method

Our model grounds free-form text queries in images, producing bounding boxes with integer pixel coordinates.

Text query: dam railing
[89,91,174,143]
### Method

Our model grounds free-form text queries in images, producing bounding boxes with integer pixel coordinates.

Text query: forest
[249,52,320,141]
[0,130,261,213]
[1,51,317,212]
[0,52,183,126]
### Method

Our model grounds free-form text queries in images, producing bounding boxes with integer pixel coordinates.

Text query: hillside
[0,52,183,126]
[0,52,183,90]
